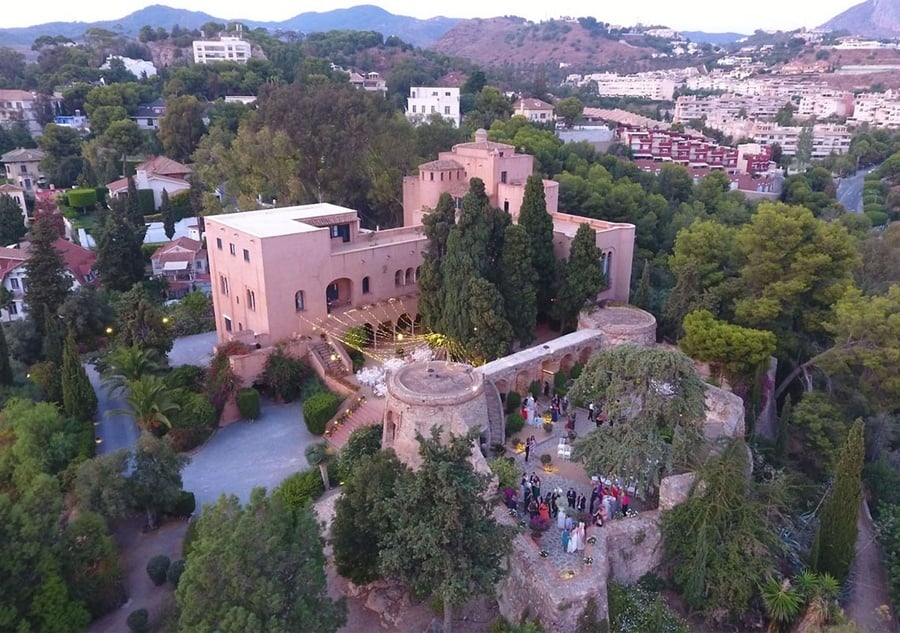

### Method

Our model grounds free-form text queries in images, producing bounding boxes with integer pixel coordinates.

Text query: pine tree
[0,193,27,246]
[774,395,792,463]
[0,322,13,386]
[517,174,556,317]
[24,217,70,326]
[161,189,175,240]
[96,199,146,292]
[467,277,513,362]
[499,223,537,345]
[554,223,604,331]
[811,418,865,582]
[418,193,456,332]
[632,259,652,311]
[61,330,97,422]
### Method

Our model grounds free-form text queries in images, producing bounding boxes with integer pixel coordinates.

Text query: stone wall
[703,385,746,441]
[659,472,696,511]
[604,511,664,585]
[578,305,657,348]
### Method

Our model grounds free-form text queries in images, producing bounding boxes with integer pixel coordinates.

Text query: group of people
[588,479,630,526]
[587,401,608,427]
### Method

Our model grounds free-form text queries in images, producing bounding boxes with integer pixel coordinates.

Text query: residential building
[751,122,852,157]
[101,55,157,78]
[53,113,89,132]
[406,87,461,127]
[348,71,388,94]
[130,98,166,131]
[795,91,854,120]
[585,72,678,101]
[615,126,739,171]
[107,156,191,210]
[1,147,45,194]
[850,90,900,128]
[513,98,555,123]
[207,131,635,354]
[0,238,97,321]
[0,90,56,136]
[192,36,251,64]
[150,236,210,298]
[0,184,28,228]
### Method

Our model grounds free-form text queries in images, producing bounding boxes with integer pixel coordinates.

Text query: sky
[3,0,863,34]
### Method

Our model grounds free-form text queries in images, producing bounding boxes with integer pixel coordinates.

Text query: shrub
[570,362,584,380]
[205,341,247,414]
[66,188,97,210]
[236,387,260,420]
[489,457,519,490]
[299,373,328,400]
[274,469,325,510]
[303,391,342,435]
[166,490,195,517]
[554,370,569,395]
[137,188,155,214]
[336,423,382,482]
[183,520,199,558]
[540,453,552,466]
[126,608,150,633]
[505,390,522,414]
[529,516,551,534]
[164,364,205,392]
[261,345,309,402]
[348,348,365,372]
[529,380,541,399]
[506,411,525,437]
[146,554,171,586]
[344,325,371,348]
[167,559,185,587]
[608,582,690,633]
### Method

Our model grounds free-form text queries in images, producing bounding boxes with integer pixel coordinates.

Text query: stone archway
[579,346,594,366]
[515,370,532,395]
[560,353,575,373]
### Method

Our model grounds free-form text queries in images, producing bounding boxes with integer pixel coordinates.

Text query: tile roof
[49,238,97,286]
[1,147,44,163]
[137,156,192,177]
[0,247,28,279]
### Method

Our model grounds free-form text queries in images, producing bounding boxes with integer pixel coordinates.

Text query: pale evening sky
[2,0,863,34]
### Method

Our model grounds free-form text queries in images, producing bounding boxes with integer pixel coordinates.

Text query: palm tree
[117,375,180,432]
[305,441,333,490]
[102,345,164,395]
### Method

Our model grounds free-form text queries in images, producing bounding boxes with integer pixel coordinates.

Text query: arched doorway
[326,278,352,313]
[560,353,575,373]
[397,313,414,336]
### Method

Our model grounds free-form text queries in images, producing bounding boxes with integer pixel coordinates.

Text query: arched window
[405,268,414,284]
[415,266,421,281]
[395,270,403,286]
[295,291,305,311]
[362,276,370,294]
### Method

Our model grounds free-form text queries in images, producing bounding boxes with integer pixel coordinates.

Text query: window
[295,291,305,311]
[229,243,236,256]
[445,91,451,96]
[19,165,26,173]
[220,276,229,295]
[411,105,417,113]
[503,200,509,212]
[224,316,232,332]
[362,276,370,294]
[431,105,436,113]
[395,270,403,286]
[246,289,256,311]
[243,248,250,262]
[216,237,222,250]
[500,170,507,184]
[9,278,18,290]
[146,118,153,126]
[8,302,17,315]
[405,268,414,284]
[444,106,450,115]
[329,224,350,242]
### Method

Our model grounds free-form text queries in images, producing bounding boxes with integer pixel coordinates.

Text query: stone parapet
[578,305,657,348]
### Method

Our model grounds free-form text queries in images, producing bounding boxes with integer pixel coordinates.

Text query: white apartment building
[588,73,678,101]
[192,37,251,64]
[406,87,461,127]
[795,91,854,121]
[0,90,58,136]
[851,90,900,128]
[674,94,788,123]
[751,122,852,157]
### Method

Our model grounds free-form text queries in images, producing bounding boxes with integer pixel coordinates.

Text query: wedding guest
[576,493,586,513]
[566,487,576,508]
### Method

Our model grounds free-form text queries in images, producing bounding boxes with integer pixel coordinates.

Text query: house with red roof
[150,236,209,298]
[107,156,192,210]
[0,239,97,321]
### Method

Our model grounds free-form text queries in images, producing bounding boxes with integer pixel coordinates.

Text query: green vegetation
[236,387,260,420]
[302,391,343,435]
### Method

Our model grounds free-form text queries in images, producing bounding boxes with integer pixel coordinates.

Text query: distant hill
[681,31,749,45]
[0,3,459,48]
[820,0,900,37]
[428,17,657,72]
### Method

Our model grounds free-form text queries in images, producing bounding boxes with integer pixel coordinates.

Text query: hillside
[0,3,459,48]
[820,0,900,37]
[428,17,656,72]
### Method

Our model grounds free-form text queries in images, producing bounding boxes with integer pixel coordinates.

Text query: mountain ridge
[820,0,900,37]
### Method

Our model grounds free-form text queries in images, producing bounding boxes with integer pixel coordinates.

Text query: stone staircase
[308,339,348,377]
[326,393,385,448]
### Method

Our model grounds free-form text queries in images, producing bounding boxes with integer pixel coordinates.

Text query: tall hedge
[236,387,260,420]
[66,188,97,211]
[302,392,342,435]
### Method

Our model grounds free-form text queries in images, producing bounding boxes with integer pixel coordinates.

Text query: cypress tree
[517,174,556,317]
[61,330,97,422]
[632,258,652,312]
[25,217,70,328]
[0,322,12,386]
[418,193,456,332]
[499,224,537,345]
[553,223,604,331]
[0,193,27,246]
[96,199,147,292]
[43,306,63,364]
[161,189,176,240]
[467,277,512,362]
[811,418,865,582]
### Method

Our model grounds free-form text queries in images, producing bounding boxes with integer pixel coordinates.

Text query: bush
[166,490,195,517]
[274,469,325,510]
[570,362,584,380]
[489,457,519,490]
[236,387,260,420]
[146,554,171,586]
[126,608,150,633]
[137,188,155,214]
[554,370,569,395]
[66,188,97,210]
[608,582,690,633]
[167,559,186,587]
[348,348,365,373]
[336,423,382,482]
[164,364,205,392]
[344,325,371,348]
[303,391,342,435]
[529,380,541,399]
[505,390,522,414]
[183,520,199,558]
[865,459,900,516]
[506,411,525,437]
[540,453,552,466]
[261,345,310,402]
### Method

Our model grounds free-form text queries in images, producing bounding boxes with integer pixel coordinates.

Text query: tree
[60,511,125,618]
[631,258,652,312]
[128,432,189,529]
[37,123,82,188]
[0,193,26,245]
[113,284,174,356]
[662,438,786,623]
[418,193,456,331]
[0,317,13,386]
[811,419,865,583]
[553,223,604,331]
[24,217,70,323]
[74,449,132,520]
[331,450,408,585]
[58,287,115,348]
[100,118,143,172]
[176,488,347,632]
[61,330,97,422]
[101,344,164,395]
[467,277,513,362]
[499,223,537,345]
[160,189,175,239]
[96,198,147,292]
[517,174,556,317]
[120,375,180,432]
[158,95,206,161]
[379,429,513,633]
[553,96,584,128]
[569,345,707,494]
[304,441,333,491]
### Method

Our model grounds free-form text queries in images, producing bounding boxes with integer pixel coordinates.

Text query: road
[836,167,873,214]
